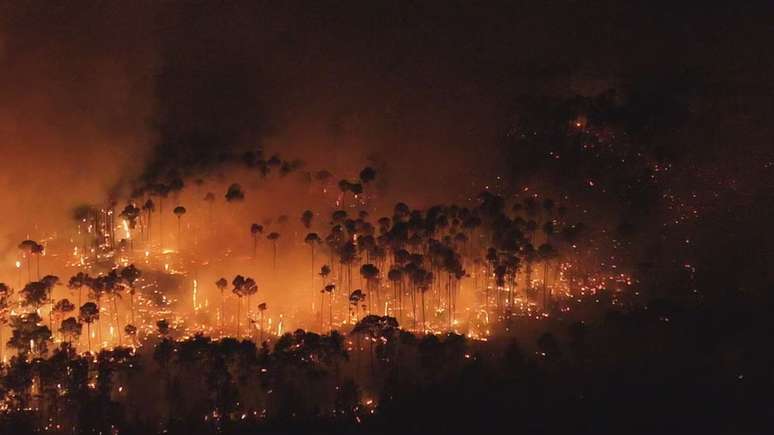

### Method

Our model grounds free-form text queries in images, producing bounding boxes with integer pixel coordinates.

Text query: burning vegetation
[0,1,772,434]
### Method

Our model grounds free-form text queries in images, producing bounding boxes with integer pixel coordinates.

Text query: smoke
[1,1,771,273]
[0,3,156,259]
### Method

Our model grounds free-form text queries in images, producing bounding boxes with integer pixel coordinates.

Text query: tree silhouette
[250,223,264,258]
[79,302,99,353]
[52,299,75,340]
[324,284,335,331]
[225,183,245,202]
[120,265,141,325]
[319,265,332,330]
[58,317,82,345]
[359,166,376,184]
[119,203,141,250]
[360,264,380,314]
[348,289,366,323]
[18,240,42,282]
[305,233,322,305]
[173,206,186,250]
[8,312,51,357]
[142,198,155,241]
[387,267,404,324]
[301,210,314,229]
[231,275,257,336]
[267,232,280,271]
[215,278,228,332]
[67,272,91,312]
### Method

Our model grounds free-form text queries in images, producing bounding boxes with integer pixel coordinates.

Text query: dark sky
[0,0,771,238]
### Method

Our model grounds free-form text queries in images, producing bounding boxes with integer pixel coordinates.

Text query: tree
[216,278,228,332]
[79,302,99,353]
[100,270,125,346]
[324,284,335,331]
[348,289,366,323]
[232,276,257,336]
[267,232,280,271]
[305,233,322,305]
[388,267,404,323]
[360,264,380,314]
[52,299,75,340]
[250,223,264,258]
[173,206,187,250]
[59,317,82,345]
[359,166,376,184]
[301,210,314,229]
[67,272,91,311]
[21,280,49,310]
[319,265,332,330]
[8,312,51,357]
[120,265,141,325]
[142,198,155,241]
[410,268,433,332]
[225,183,245,202]
[18,240,42,282]
[119,203,141,250]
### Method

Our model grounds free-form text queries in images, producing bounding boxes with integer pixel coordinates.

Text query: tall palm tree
[319,265,331,329]
[348,289,365,323]
[67,272,91,312]
[359,166,376,184]
[119,203,141,250]
[59,317,82,347]
[52,298,75,341]
[40,275,60,331]
[250,224,264,258]
[301,210,314,229]
[231,275,257,337]
[173,206,187,249]
[305,233,322,304]
[18,240,40,283]
[225,183,245,202]
[324,284,335,331]
[142,199,155,241]
[267,232,280,271]
[102,270,125,346]
[360,264,380,314]
[388,267,404,324]
[120,265,141,325]
[79,302,99,353]
[215,278,228,332]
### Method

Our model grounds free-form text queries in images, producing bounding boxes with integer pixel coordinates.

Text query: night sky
[0,1,772,434]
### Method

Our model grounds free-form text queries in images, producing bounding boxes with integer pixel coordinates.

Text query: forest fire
[0,1,771,434]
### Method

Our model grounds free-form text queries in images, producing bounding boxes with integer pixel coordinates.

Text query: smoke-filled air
[0,2,772,434]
